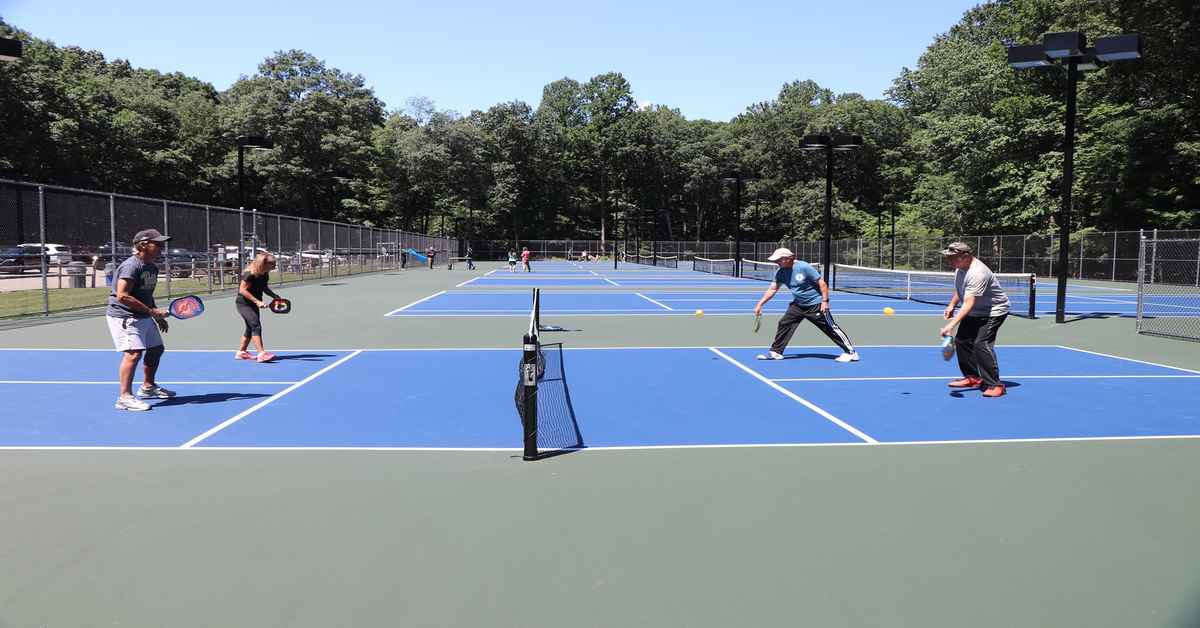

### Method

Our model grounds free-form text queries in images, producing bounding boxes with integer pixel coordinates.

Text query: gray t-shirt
[955,257,1010,317]
[106,255,159,318]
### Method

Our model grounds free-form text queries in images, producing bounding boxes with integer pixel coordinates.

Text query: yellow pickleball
[695,309,704,317]
[883,306,895,316]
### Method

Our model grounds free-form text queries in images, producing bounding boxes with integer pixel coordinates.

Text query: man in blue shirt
[752,247,859,362]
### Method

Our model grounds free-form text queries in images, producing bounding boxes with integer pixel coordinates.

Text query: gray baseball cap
[132,229,171,244]
[940,241,973,255]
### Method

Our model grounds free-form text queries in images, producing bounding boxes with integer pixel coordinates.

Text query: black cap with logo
[132,229,172,244]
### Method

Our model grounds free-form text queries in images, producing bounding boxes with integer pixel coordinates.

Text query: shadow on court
[153,392,274,407]
[269,353,339,362]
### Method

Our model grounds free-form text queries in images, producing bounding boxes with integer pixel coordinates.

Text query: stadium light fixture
[0,37,21,62]
[1007,31,1142,323]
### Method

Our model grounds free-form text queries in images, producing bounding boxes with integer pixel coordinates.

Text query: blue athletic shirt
[774,261,823,307]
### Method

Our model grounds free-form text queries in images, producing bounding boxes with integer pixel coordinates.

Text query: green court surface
[2,262,1199,628]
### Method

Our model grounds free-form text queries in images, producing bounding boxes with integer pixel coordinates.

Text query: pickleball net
[693,257,736,277]
[515,288,583,460]
[832,263,1037,318]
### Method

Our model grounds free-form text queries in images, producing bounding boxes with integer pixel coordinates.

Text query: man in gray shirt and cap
[939,241,1009,397]
[106,228,177,411]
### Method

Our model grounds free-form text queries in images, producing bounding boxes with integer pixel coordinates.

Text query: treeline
[1,0,1197,244]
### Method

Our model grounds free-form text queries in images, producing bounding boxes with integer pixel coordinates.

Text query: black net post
[520,332,539,460]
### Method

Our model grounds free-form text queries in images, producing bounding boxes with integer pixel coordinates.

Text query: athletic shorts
[106,315,163,351]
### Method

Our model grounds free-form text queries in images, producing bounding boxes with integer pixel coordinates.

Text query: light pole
[890,205,896,269]
[1008,32,1142,323]
[721,172,756,277]
[236,135,273,211]
[876,208,883,267]
[800,134,862,281]
[235,135,273,266]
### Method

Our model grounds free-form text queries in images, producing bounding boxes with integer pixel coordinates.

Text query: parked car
[0,245,47,273]
[9,243,73,266]
[31,243,74,265]
[92,244,134,269]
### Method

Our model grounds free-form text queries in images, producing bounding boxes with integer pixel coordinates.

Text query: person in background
[106,229,176,411]
[521,246,532,272]
[235,251,283,363]
[507,249,517,272]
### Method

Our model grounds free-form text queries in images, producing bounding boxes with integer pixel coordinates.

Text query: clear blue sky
[3,0,980,121]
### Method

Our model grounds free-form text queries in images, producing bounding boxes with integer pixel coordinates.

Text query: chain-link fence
[1137,237,1200,341]
[475,230,1200,283]
[0,179,458,319]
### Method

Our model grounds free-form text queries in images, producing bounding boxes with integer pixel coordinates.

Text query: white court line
[708,347,877,444]
[5,433,1200,452]
[484,269,497,276]
[1072,284,1135,292]
[603,278,621,286]
[384,290,447,316]
[634,293,674,310]
[180,350,364,448]
[770,374,1200,382]
[0,380,298,385]
[1054,345,1200,375]
[455,277,480,288]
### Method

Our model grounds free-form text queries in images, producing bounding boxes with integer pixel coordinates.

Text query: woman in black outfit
[235,252,283,362]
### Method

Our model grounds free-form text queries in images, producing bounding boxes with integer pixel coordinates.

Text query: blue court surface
[2,345,1197,449]
[386,290,945,316]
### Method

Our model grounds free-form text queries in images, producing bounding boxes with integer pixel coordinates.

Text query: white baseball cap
[766,247,795,261]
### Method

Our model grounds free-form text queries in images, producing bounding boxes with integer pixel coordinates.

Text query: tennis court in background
[384,259,1193,318]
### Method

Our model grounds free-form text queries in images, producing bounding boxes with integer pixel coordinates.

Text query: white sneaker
[138,384,176,399]
[756,351,785,360]
[115,395,151,411]
[835,352,860,363]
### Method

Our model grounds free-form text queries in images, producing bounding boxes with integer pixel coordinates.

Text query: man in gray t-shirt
[939,241,1010,397]
[106,255,159,319]
[105,228,177,411]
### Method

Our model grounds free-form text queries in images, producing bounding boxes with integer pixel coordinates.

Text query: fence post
[1078,233,1085,279]
[1049,234,1054,277]
[317,221,323,279]
[1149,228,1157,283]
[38,186,48,316]
[163,200,171,298]
[1112,231,1118,281]
[1194,237,1200,287]
[1021,235,1027,274]
[109,194,118,290]
[1136,231,1144,330]
[205,207,212,294]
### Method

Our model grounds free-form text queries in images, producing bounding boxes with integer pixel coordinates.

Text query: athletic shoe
[835,352,860,363]
[982,385,1006,398]
[138,384,176,399]
[948,377,983,388]
[115,395,151,411]
[234,351,253,360]
[256,352,277,363]
[755,351,785,360]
